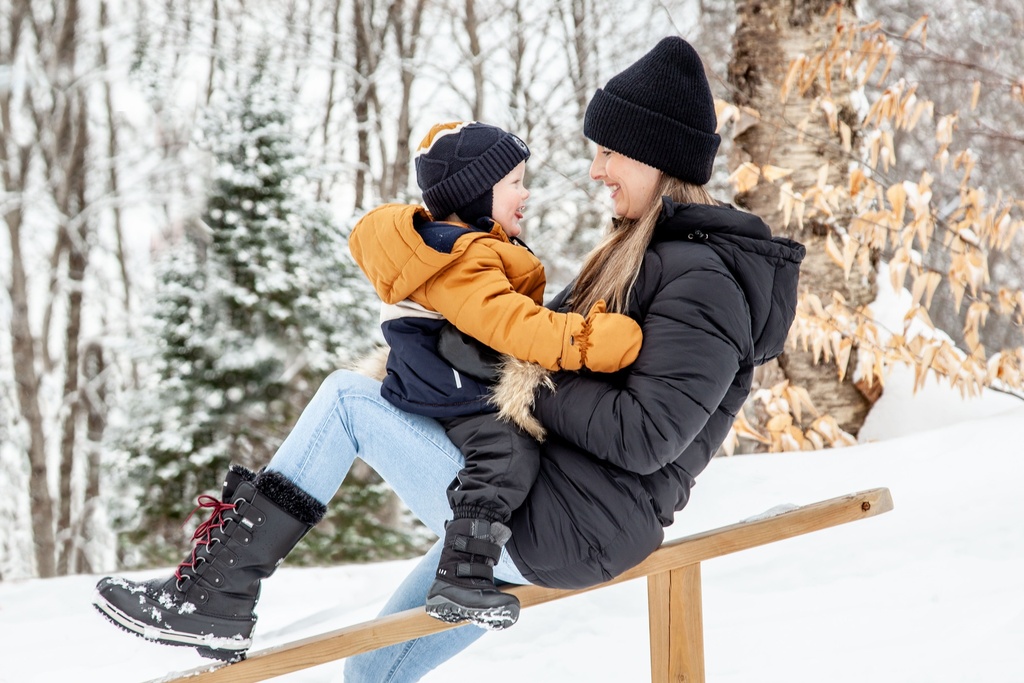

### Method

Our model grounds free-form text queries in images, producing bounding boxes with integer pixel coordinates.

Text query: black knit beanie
[584,37,721,185]
[415,121,530,225]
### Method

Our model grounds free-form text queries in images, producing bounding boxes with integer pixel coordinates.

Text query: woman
[93,36,804,680]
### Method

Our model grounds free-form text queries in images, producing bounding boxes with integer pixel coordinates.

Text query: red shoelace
[174,494,239,584]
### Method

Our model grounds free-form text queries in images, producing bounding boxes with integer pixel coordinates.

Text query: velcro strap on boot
[452,535,502,562]
[455,561,494,581]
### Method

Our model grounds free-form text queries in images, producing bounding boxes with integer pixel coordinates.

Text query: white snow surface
[1,370,1022,682]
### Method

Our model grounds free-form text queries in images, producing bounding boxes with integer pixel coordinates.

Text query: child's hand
[579,300,643,372]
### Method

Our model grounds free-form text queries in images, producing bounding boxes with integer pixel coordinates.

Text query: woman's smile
[590,147,662,219]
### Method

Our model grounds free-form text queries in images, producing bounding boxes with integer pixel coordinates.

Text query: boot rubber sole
[93,591,250,661]
[425,595,520,631]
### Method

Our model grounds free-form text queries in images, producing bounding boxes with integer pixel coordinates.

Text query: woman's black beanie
[584,37,721,185]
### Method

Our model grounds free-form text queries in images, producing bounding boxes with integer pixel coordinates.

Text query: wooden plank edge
[150,486,893,682]
[510,486,893,607]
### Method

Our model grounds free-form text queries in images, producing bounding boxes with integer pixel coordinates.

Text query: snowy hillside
[1,370,1021,682]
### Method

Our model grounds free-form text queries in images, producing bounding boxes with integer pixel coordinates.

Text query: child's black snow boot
[425,516,520,630]
[93,465,325,661]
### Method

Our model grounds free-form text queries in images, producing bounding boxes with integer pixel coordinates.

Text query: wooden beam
[150,487,892,683]
[648,563,704,683]
[509,487,891,608]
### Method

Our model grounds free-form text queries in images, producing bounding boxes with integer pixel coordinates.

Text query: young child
[348,121,643,629]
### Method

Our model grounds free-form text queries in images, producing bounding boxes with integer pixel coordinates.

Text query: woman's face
[491,161,530,238]
[590,146,662,219]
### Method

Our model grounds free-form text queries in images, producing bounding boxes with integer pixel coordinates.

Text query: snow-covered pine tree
[116,57,418,566]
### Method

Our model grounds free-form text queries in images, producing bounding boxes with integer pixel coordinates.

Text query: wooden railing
[153,487,894,683]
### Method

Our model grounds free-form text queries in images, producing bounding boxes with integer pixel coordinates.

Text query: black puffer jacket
[505,199,805,589]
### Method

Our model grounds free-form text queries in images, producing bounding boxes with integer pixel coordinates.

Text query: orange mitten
[578,300,643,372]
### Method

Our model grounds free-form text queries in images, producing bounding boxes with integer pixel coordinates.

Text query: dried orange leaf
[762,164,795,182]
[728,162,761,193]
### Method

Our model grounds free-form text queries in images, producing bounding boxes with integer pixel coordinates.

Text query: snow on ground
[1,370,1021,682]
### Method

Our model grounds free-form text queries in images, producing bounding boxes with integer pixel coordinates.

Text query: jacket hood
[655,199,805,365]
[349,203,500,304]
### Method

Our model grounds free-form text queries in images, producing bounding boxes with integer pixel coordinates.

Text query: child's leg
[421,414,540,629]
[343,537,529,682]
[439,413,542,523]
[343,539,480,682]
[268,371,531,589]
[269,372,531,679]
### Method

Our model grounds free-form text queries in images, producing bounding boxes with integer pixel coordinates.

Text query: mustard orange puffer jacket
[349,204,642,376]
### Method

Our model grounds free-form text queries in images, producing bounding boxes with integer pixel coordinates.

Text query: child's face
[491,161,529,238]
[589,146,662,219]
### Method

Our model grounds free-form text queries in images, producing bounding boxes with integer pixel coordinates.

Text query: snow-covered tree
[113,58,400,565]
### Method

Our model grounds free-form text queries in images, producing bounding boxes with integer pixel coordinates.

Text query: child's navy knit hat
[415,121,530,224]
[584,37,720,185]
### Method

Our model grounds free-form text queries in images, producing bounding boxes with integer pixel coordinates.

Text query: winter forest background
[1,0,1022,581]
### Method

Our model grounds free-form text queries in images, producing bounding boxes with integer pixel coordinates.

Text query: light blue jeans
[266,369,530,682]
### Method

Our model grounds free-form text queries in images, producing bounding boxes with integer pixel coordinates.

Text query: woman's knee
[325,367,371,388]
[318,368,380,402]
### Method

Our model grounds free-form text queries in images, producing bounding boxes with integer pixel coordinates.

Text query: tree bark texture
[3,0,59,578]
[464,0,485,121]
[565,0,593,121]
[75,342,108,574]
[56,94,91,575]
[352,0,381,211]
[316,0,344,202]
[2,0,97,577]
[384,0,427,201]
[4,206,57,578]
[729,0,877,436]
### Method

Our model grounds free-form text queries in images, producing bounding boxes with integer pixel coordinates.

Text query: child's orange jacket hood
[349,203,508,305]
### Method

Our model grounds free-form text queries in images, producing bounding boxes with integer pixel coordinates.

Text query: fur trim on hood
[347,346,390,382]
[487,357,554,441]
[348,346,551,441]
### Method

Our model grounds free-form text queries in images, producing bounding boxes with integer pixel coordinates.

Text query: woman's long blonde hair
[569,175,717,314]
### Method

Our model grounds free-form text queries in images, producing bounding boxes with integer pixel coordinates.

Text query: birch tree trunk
[55,102,90,574]
[2,0,57,578]
[384,0,427,201]
[729,0,877,436]
[207,0,221,105]
[74,341,107,574]
[352,0,383,210]
[462,0,485,121]
[561,0,594,123]
[34,0,92,577]
[315,0,345,202]
[558,0,605,247]
[4,203,56,578]
[99,0,133,320]
[507,0,528,131]
[2,0,99,577]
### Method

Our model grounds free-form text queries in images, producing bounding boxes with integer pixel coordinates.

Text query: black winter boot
[425,517,520,630]
[93,465,326,661]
